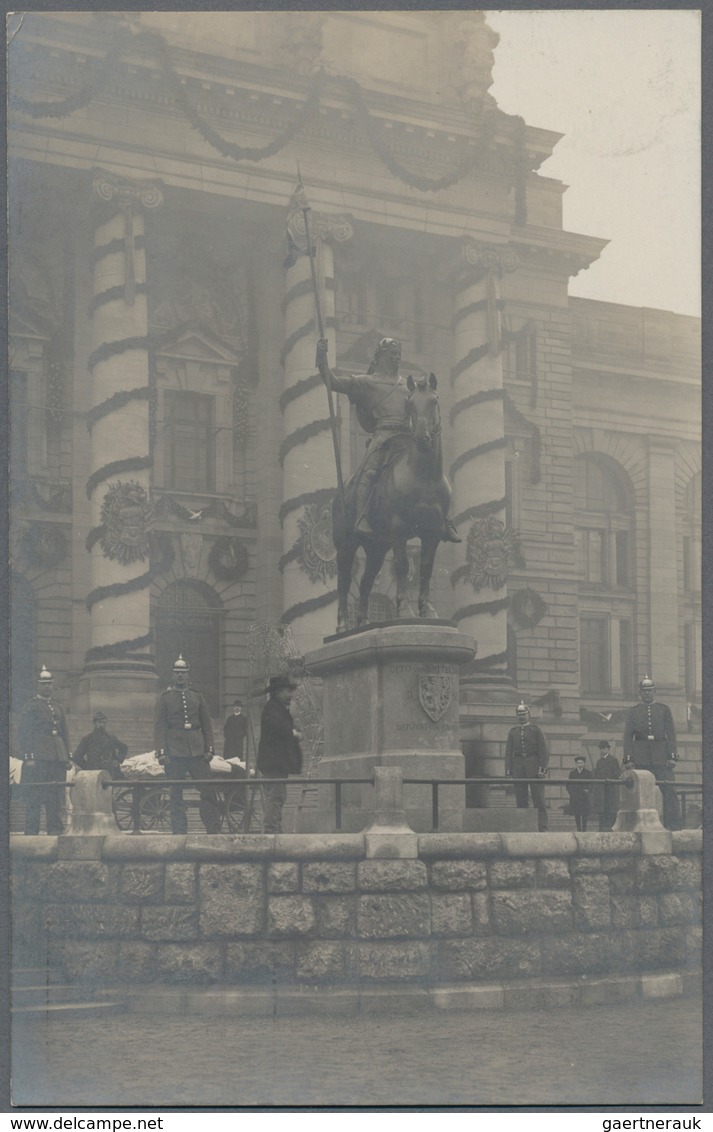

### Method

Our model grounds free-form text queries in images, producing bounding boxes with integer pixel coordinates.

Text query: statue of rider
[316,336,461,542]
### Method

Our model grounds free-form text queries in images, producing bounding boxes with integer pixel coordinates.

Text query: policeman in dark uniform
[623,675,682,831]
[504,701,550,831]
[17,665,70,835]
[73,712,128,778]
[154,655,219,834]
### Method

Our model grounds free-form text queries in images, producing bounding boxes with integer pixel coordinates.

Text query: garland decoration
[85,632,153,666]
[88,335,151,372]
[12,24,528,199]
[88,282,147,317]
[153,493,257,528]
[233,373,249,446]
[86,456,152,499]
[279,487,336,527]
[449,388,504,427]
[279,419,332,467]
[92,234,145,266]
[87,386,149,432]
[281,589,338,626]
[279,372,324,414]
[449,437,507,481]
[452,598,510,622]
[453,494,507,529]
[86,570,153,612]
[21,523,67,570]
[450,343,490,385]
[208,537,250,582]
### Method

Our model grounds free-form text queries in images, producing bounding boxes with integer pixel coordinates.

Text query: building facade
[8,12,701,778]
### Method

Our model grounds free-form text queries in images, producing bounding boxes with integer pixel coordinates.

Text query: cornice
[511,226,609,278]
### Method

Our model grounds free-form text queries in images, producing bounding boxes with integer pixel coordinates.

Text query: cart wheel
[139,786,171,831]
[112,787,135,831]
[224,783,263,832]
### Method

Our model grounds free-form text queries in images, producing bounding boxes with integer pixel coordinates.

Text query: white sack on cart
[121,751,164,777]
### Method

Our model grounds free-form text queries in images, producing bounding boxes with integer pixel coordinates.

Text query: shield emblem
[418,674,452,722]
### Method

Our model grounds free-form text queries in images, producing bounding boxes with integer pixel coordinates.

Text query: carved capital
[288,209,354,250]
[93,168,164,213]
[461,240,519,277]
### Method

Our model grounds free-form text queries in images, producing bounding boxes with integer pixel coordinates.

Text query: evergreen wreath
[22,523,67,570]
[208,537,250,582]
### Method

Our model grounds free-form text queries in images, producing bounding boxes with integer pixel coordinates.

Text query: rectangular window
[164,391,215,493]
[10,371,28,479]
[580,616,609,694]
[615,530,630,586]
[619,619,633,696]
[584,529,606,584]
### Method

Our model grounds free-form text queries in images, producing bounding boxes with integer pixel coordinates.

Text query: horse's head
[406,373,441,449]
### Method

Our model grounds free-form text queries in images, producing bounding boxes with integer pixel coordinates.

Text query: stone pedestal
[304,621,475,832]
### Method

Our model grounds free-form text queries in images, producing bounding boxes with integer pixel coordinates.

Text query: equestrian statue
[316,336,460,635]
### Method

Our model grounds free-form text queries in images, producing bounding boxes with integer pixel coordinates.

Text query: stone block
[357,893,431,938]
[487,860,536,889]
[365,831,418,859]
[45,861,115,902]
[315,895,356,938]
[185,835,274,860]
[357,860,428,891]
[570,857,601,875]
[164,863,197,904]
[671,831,703,854]
[639,831,673,856]
[224,941,295,983]
[103,835,185,860]
[635,856,680,892]
[429,861,487,891]
[302,862,357,893]
[10,836,57,861]
[572,876,611,931]
[461,809,536,832]
[355,942,431,981]
[601,855,637,874]
[119,863,163,902]
[491,890,573,935]
[472,892,491,932]
[579,976,639,1006]
[610,895,639,929]
[199,863,265,937]
[658,892,697,925]
[431,985,504,1011]
[685,926,703,969]
[46,903,138,939]
[540,932,628,978]
[141,906,198,942]
[640,972,683,999]
[57,836,104,860]
[117,941,157,982]
[630,927,687,971]
[437,938,540,982]
[638,896,659,927]
[156,943,224,984]
[536,859,571,888]
[575,833,638,856]
[430,893,472,936]
[295,941,345,980]
[675,856,702,889]
[52,940,119,984]
[267,896,317,936]
[267,862,300,894]
[608,871,635,895]
[274,834,365,858]
[500,833,577,857]
[502,981,578,1011]
[418,833,502,859]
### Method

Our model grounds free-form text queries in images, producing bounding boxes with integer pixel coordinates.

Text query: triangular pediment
[154,322,243,365]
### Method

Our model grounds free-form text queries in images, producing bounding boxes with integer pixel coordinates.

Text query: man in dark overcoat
[17,665,70,835]
[566,755,593,831]
[73,712,128,778]
[257,675,303,833]
[504,701,549,831]
[623,676,682,830]
[590,740,621,831]
[154,655,219,834]
[223,698,248,763]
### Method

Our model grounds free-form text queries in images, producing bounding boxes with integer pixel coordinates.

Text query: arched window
[155,580,222,716]
[575,455,635,698]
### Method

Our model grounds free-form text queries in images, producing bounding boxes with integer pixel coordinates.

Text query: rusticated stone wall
[11,832,701,996]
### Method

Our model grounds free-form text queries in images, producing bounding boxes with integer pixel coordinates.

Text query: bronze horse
[332,374,452,634]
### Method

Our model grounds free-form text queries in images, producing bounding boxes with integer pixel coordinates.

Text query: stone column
[449,239,518,689]
[83,169,163,712]
[280,207,353,655]
[646,438,680,696]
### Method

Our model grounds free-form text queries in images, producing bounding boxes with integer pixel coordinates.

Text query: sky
[485,9,700,317]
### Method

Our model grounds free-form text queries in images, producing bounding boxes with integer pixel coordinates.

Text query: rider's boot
[442,516,462,543]
[354,474,375,537]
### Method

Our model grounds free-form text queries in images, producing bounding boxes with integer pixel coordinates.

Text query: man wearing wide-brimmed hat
[257,675,303,834]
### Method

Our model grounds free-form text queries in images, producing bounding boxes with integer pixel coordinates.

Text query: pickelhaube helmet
[173,654,190,672]
[639,675,655,692]
[38,665,53,683]
[515,700,529,717]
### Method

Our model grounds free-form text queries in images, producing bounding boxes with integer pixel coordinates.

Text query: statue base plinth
[304,622,475,832]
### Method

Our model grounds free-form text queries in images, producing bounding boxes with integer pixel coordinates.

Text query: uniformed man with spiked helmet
[17,665,70,835]
[504,700,550,831]
[154,654,220,834]
[623,675,682,830]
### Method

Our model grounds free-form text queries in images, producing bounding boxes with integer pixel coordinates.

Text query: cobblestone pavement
[11,996,702,1109]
